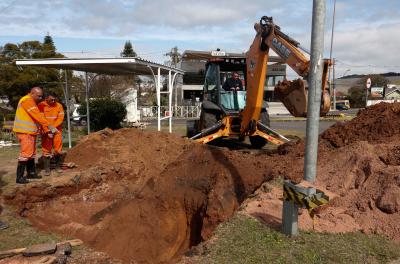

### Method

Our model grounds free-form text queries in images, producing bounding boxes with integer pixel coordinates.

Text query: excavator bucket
[274,79,330,117]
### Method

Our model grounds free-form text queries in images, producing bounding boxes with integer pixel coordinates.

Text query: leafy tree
[348,86,366,108]
[0,37,64,109]
[120,41,137,57]
[78,98,127,131]
[347,74,389,108]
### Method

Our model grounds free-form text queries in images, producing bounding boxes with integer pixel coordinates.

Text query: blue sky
[0,0,399,77]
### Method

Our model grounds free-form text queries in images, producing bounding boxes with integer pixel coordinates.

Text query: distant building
[177,50,286,105]
[367,85,400,106]
[385,86,400,100]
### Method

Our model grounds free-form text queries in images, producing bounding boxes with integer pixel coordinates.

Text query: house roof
[182,50,284,63]
[385,87,400,97]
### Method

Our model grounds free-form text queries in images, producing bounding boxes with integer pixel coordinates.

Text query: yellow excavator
[187,16,331,148]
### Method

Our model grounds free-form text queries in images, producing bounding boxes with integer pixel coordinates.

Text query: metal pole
[304,0,326,183]
[333,59,336,109]
[282,0,327,237]
[168,70,172,133]
[328,0,336,110]
[85,72,91,134]
[64,70,72,148]
[157,67,161,131]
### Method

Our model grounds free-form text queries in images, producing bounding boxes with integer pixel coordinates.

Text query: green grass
[0,207,64,251]
[0,146,19,162]
[144,123,187,137]
[194,215,400,264]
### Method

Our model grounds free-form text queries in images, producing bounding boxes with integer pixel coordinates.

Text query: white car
[72,104,87,125]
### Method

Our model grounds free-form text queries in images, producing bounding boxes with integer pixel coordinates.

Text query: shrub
[5,113,15,121]
[0,113,3,128]
[78,98,127,132]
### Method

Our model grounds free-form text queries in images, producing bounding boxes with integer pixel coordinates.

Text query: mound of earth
[3,102,400,263]
[3,128,284,263]
[321,102,400,147]
[246,102,400,241]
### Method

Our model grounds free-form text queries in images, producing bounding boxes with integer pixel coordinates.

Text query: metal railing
[138,105,201,121]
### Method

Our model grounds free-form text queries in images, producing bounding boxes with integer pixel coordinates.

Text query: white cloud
[0,0,399,75]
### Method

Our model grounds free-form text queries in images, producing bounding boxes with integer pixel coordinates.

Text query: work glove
[48,125,59,134]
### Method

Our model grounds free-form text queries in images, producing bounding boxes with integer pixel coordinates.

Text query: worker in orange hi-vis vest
[13,87,59,184]
[38,93,65,176]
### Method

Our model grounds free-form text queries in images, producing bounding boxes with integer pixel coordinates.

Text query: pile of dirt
[3,102,400,263]
[3,128,283,263]
[245,102,400,241]
[321,102,400,147]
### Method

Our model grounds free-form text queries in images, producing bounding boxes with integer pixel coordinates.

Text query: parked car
[71,104,87,125]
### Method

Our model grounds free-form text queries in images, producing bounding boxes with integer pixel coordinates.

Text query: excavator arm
[241,16,331,135]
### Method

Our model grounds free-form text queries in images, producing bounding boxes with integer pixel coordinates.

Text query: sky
[0,0,399,78]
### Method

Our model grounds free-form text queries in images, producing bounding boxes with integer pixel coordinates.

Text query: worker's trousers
[16,133,37,161]
[41,131,63,157]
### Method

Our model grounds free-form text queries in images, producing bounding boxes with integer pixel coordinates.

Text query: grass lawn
[0,207,64,251]
[193,215,400,264]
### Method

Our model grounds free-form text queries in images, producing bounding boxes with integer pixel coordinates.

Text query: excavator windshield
[220,90,246,110]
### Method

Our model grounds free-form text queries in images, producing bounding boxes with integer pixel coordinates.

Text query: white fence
[139,105,201,120]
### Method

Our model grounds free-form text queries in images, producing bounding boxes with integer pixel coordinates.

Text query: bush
[5,113,15,121]
[0,113,3,128]
[78,98,127,132]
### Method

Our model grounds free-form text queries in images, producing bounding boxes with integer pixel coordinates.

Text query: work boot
[26,159,42,179]
[43,157,51,176]
[16,161,29,184]
[55,155,63,173]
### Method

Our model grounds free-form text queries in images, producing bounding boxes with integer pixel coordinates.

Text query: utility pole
[282,0,327,236]
[165,46,181,68]
[165,46,182,107]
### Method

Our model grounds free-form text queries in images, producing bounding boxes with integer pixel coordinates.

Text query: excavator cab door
[203,61,247,113]
[203,63,220,104]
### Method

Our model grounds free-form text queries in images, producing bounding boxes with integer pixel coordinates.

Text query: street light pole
[328,0,336,110]
[85,72,91,134]
[282,0,327,236]
[304,0,326,183]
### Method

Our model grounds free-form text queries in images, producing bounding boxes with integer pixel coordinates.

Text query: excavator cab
[193,58,260,136]
[202,58,247,113]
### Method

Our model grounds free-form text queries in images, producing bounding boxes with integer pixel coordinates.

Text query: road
[147,118,339,135]
[270,120,337,134]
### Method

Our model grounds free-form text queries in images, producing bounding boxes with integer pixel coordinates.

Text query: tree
[347,74,389,108]
[347,86,366,108]
[43,34,56,57]
[78,98,127,131]
[120,41,137,57]
[0,38,64,109]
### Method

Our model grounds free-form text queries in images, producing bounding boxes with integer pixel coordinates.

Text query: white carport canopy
[16,58,185,148]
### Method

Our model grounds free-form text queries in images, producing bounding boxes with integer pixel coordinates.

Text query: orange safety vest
[38,101,64,130]
[13,95,50,135]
